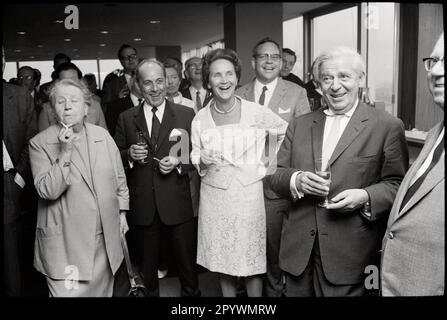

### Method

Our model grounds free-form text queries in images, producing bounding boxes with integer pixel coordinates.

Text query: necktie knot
[138,98,144,107]
[151,106,158,114]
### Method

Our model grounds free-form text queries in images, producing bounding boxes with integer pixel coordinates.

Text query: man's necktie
[400,135,444,212]
[196,91,202,110]
[167,95,174,102]
[258,86,268,105]
[151,106,160,149]
[137,98,144,107]
[322,115,343,170]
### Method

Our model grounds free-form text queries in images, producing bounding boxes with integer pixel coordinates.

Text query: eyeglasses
[120,54,137,61]
[18,75,33,80]
[254,53,281,61]
[422,57,444,71]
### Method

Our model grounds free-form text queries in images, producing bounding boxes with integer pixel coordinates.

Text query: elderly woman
[191,48,288,297]
[38,62,107,132]
[29,78,129,297]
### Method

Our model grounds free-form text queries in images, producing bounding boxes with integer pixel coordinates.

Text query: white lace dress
[191,97,287,276]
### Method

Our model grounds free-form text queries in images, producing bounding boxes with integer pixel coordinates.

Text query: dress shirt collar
[143,99,166,116]
[254,77,278,96]
[323,98,359,118]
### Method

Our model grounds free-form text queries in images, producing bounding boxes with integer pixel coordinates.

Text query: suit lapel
[311,110,326,164]
[393,123,444,220]
[268,79,286,113]
[156,101,176,152]
[326,103,368,168]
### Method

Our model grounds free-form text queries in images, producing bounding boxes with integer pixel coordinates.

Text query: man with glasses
[280,48,305,88]
[236,37,310,297]
[180,56,212,111]
[102,44,139,115]
[381,33,444,296]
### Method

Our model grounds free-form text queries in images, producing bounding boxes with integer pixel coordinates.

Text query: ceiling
[3,2,329,62]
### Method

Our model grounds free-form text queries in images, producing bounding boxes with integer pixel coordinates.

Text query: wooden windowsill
[405,130,427,145]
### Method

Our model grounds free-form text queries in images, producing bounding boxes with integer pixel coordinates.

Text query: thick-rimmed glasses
[422,57,444,71]
[254,53,281,61]
[120,54,137,61]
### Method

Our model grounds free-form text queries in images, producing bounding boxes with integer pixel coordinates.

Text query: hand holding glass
[136,131,149,164]
[315,158,332,207]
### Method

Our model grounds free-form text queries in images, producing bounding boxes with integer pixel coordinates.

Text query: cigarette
[153,157,161,162]
[59,121,74,130]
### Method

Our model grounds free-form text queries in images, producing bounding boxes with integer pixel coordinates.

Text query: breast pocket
[349,155,380,187]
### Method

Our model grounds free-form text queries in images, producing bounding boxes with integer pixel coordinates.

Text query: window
[364,3,398,116]
[312,6,358,61]
[283,16,304,79]
[181,40,224,65]
[3,62,18,82]
[98,59,122,90]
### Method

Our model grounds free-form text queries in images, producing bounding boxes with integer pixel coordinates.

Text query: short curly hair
[201,48,242,89]
[49,78,92,108]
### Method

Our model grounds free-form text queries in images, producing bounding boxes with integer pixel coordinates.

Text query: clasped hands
[295,171,369,213]
[128,144,179,174]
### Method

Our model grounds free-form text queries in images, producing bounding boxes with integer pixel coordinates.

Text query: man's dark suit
[114,100,199,296]
[105,95,134,138]
[3,82,38,296]
[102,72,128,114]
[282,73,305,87]
[268,102,408,296]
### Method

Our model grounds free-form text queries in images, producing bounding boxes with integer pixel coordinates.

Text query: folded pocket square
[169,128,183,138]
[278,107,291,114]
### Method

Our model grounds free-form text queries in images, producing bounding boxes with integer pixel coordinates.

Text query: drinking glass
[136,131,149,164]
[315,158,332,207]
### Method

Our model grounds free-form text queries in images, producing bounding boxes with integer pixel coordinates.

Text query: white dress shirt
[289,100,359,200]
[254,77,278,107]
[143,100,166,137]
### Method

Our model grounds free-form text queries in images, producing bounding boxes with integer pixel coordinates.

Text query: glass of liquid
[136,131,149,164]
[315,158,332,207]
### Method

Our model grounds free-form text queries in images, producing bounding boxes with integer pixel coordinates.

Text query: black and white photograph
[1,1,444,312]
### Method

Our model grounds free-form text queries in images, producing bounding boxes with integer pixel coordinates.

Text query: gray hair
[314,46,366,83]
[135,58,166,82]
[49,78,92,108]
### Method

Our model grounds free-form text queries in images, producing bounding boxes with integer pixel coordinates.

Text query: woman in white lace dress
[191,49,287,297]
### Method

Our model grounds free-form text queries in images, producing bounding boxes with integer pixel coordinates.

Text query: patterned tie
[399,135,444,212]
[258,86,268,105]
[166,95,174,102]
[196,91,202,110]
[322,115,343,170]
[151,106,160,149]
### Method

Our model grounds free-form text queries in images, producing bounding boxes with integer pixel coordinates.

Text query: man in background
[280,48,305,87]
